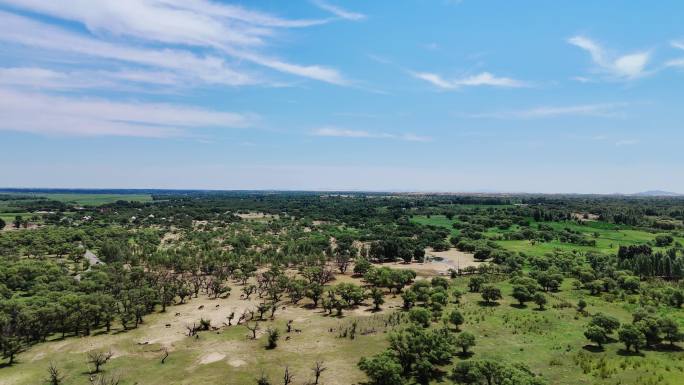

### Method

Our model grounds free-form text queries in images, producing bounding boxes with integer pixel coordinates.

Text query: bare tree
[269,301,280,319]
[87,350,113,374]
[312,361,327,385]
[244,321,260,339]
[186,322,199,337]
[256,371,271,385]
[47,362,63,385]
[283,366,294,385]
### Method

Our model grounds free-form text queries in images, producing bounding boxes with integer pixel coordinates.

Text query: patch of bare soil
[199,352,226,364]
[228,358,246,367]
[237,212,277,220]
[142,294,260,347]
[389,248,485,276]
[571,212,600,221]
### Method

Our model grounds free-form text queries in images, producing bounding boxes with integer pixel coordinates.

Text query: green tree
[618,324,646,352]
[584,325,607,348]
[577,298,587,312]
[358,352,404,385]
[306,283,324,308]
[353,257,372,276]
[589,313,620,334]
[408,307,432,328]
[512,285,532,306]
[532,292,547,310]
[266,327,279,349]
[369,287,385,311]
[401,290,417,309]
[468,277,485,292]
[481,285,502,305]
[658,317,681,346]
[455,332,476,355]
[447,310,464,331]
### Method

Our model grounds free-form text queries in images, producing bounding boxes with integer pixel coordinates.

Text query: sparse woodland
[0,191,683,384]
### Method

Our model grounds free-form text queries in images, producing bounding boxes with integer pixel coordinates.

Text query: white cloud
[665,40,684,68]
[568,36,650,79]
[412,71,527,89]
[466,103,627,119]
[0,1,346,85]
[223,49,347,85]
[0,0,329,46]
[311,0,366,21]
[0,11,255,86]
[615,139,639,147]
[0,67,189,91]
[312,127,430,142]
[0,87,253,137]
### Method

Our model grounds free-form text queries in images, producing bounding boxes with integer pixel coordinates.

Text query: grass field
[411,214,682,257]
[1,193,153,206]
[0,212,32,222]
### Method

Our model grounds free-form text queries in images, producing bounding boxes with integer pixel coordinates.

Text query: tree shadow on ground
[617,349,644,357]
[477,301,500,307]
[582,344,604,353]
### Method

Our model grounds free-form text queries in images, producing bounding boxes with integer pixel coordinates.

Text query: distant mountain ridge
[633,190,682,197]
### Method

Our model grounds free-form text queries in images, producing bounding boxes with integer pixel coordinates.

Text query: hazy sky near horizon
[1,1,683,193]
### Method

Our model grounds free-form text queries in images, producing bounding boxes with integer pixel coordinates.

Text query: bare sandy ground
[571,212,600,221]
[237,212,278,220]
[7,275,404,385]
[390,248,484,276]
[199,352,226,364]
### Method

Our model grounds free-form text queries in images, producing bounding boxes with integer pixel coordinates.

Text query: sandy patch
[199,352,226,364]
[571,212,599,221]
[228,358,246,367]
[237,212,277,220]
[388,248,484,276]
[142,295,259,347]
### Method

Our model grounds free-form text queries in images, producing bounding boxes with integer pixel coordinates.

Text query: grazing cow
[175,312,181,316]
[215,304,220,308]
[165,324,171,328]
[198,305,204,310]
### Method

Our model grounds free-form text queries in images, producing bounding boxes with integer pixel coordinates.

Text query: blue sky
[1,0,683,193]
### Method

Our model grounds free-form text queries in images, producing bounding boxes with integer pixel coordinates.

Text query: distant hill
[633,190,682,197]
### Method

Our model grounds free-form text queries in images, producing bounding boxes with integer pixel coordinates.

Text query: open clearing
[1,278,400,385]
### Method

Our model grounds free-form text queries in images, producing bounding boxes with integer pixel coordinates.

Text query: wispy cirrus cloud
[0,87,254,137]
[0,67,186,91]
[466,103,629,119]
[311,0,366,21]
[312,127,430,142]
[412,71,528,90]
[0,1,347,85]
[665,40,684,69]
[568,36,651,79]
